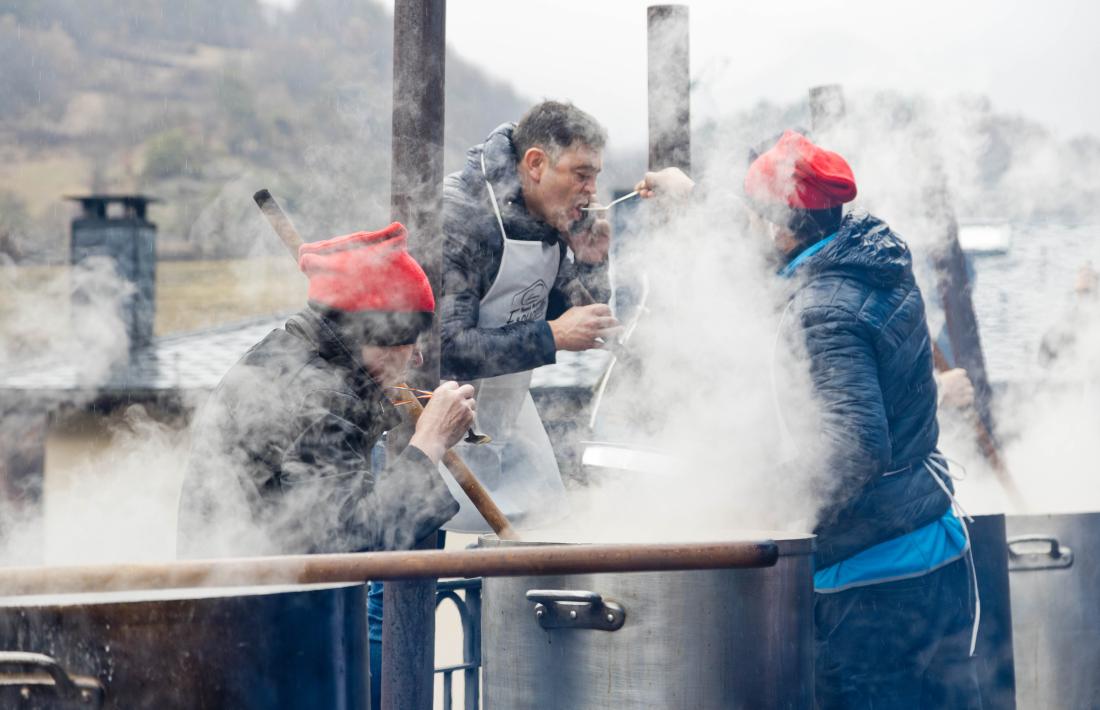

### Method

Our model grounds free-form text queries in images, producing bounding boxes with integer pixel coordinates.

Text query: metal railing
[434,578,482,710]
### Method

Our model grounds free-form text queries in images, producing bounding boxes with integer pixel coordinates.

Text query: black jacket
[176,309,459,558]
[784,212,951,568]
[440,123,610,381]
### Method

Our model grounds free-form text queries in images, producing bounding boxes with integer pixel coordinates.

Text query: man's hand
[549,303,622,352]
[409,381,476,464]
[634,167,695,202]
[565,216,611,264]
[935,368,975,411]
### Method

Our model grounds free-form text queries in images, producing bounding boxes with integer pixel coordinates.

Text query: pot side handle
[0,651,105,706]
[1007,534,1074,571]
[526,589,626,631]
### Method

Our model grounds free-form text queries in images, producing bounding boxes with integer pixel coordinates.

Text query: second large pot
[479,533,815,710]
[0,582,368,709]
[1006,511,1100,710]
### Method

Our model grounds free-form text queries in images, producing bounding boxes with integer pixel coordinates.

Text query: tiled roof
[0,315,288,397]
[0,313,610,397]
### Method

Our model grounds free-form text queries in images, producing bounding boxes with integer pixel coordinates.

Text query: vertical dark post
[382,2,446,710]
[926,180,996,432]
[0,402,47,562]
[390,0,447,386]
[647,5,691,173]
[808,84,846,136]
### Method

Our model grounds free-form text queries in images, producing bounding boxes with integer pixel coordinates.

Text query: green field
[153,257,306,334]
[2,258,307,361]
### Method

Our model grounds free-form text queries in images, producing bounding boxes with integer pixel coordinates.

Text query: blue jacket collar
[778,232,838,278]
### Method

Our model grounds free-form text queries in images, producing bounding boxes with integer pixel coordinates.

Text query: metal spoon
[581,190,640,212]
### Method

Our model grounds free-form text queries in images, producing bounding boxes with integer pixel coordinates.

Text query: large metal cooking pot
[0,582,368,709]
[1006,511,1100,710]
[479,532,815,710]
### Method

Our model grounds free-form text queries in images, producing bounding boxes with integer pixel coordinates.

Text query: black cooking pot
[0,582,368,709]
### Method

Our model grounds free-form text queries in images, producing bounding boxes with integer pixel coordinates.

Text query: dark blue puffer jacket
[783,212,951,568]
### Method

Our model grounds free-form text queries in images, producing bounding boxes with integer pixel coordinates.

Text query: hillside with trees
[0,0,530,260]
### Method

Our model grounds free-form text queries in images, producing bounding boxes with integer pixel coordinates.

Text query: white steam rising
[39,404,193,565]
[554,155,831,543]
[551,85,1100,543]
[1,255,133,384]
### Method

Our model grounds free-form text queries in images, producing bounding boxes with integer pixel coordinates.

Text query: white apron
[440,154,568,532]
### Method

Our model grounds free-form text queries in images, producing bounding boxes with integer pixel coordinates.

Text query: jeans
[815,557,983,709]
[369,637,382,710]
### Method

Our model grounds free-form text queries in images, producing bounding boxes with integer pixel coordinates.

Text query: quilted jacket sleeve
[798,303,892,495]
[279,396,458,553]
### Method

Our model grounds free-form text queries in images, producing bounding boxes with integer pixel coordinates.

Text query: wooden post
[925,179,997,434]
[390,0,447,388]
[647,5,691,173]
[381,1,446,709]
[808,84,846,136]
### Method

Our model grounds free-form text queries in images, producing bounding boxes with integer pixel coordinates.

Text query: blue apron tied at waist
[813,508,968,594]
[814,453,982,656]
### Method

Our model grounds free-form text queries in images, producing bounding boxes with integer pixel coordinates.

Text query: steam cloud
[3,19,1100,568]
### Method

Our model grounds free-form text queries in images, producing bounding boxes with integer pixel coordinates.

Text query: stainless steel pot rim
[1003,510,1100,521]
[0,581,365,608]
[478,530,815,555]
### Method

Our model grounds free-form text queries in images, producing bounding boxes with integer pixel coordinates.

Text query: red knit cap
[298,223,434,314]
[744,130,857,211]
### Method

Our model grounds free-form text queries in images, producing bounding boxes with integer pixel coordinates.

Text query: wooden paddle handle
[931,342,1027,509]
[396,384,520,540]
[562,278,596,307]
[253,189,304,259]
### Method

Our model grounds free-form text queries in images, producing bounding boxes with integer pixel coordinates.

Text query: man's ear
[521,147,548,183]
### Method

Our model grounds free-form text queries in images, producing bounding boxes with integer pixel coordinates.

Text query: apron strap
[481,151,509,243]
[924,454,981,657]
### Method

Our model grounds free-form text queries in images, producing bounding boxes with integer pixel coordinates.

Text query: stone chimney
[67,195,158,356]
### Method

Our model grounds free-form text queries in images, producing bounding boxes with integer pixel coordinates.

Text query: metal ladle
[388,386,491,445]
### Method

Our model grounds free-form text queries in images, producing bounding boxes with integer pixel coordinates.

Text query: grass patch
[2,257,307,351]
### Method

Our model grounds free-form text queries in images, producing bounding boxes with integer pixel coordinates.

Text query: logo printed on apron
[508,279,550,323]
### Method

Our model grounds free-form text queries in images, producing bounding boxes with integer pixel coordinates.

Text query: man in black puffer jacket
[639,132,981,708]
[441,115,614,382]
[438,101,620,532]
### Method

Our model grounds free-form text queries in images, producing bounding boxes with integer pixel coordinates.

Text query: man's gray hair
[513,101,607,163]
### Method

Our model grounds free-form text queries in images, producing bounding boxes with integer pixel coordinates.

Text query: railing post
[463,583,481,709]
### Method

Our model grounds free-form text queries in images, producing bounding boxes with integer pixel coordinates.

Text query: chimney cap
[64,194,159,220]
[64,194,159,206]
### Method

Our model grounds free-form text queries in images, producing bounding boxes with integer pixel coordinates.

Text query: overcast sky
[274,0,1100,151]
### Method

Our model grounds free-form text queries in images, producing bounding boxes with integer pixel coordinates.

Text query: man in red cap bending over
[177,223,470,559]
[641,132,980,708]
